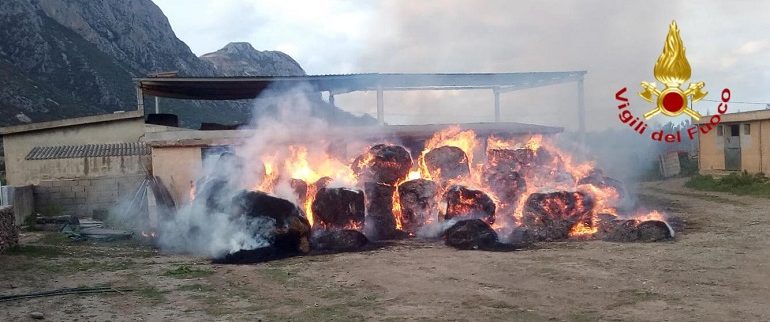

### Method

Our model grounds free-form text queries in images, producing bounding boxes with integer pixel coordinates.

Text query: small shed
[698,109,770,174]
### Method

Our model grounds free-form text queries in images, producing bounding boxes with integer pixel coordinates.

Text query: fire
[629,209,667,222]
[391,184,404,230]
[569,222,597,237]
[188,124,665,242]
[251,144,358,228]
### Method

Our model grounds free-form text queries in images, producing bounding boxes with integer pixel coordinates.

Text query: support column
[376,86,384,125]
[136,85,144,114]
[493,87,501,122]
[577,78,586,147]
[154,96,159,114]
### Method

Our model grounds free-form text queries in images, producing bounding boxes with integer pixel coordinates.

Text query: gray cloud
[154,0,770,130]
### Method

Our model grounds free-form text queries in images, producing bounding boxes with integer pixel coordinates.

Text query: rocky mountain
[0,0,371,127]
[201,42,305,77]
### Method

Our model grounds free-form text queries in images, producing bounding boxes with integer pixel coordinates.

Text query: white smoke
[152,84,377,257]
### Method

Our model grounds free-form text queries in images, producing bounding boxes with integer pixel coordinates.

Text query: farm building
[698,109,770,174]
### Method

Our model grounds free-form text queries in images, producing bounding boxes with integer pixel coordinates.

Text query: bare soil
[2,178,769,321]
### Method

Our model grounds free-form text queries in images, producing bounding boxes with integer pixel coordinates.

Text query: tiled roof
[25,143,150,160]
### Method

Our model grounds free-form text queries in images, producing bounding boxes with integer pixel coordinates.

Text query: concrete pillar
[577,78,586,147]
[377,87,384,124]
[493,88,501,122]
[154,96,159,114]
[136,85,144,114]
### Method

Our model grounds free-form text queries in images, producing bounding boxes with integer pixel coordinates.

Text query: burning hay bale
[578,171,626,199]
[482,166,526,207]
[311,229,369,252]
[364,182,400,240]
[486,148,535,170]
[601,219,673,242]
[521,191,594,241]
[397,179,439,234]
[443,185,496,224]
[423,146,470,184]
[353,144,413,185]
[311,187,365,229]
[443,219,498,250]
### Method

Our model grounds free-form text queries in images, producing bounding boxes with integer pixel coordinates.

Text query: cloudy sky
[154,0,770,130]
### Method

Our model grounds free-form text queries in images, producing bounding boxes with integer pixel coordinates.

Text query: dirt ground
[1,178,769,321]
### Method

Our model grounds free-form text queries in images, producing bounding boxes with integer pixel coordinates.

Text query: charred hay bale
[423,146,470,184]
[213,246,295,264]
[482,166,526,207]
[364,182,400,240]
[444,219,498,250]
[311,229,369,252]
[312,187,366,229]
[602,219,673,242]
[521,191,594,241]
[353,144,413,185]
[397,179,439,234]
[486,148,535,170]
[232,191,311,253]
[443,185,496,224]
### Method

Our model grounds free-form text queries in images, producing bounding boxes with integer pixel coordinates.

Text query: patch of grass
[686,172,770,198]
[6,245,66,258]
[163,265,214,279]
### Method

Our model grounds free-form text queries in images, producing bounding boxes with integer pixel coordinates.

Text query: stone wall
[1,185,34,225]
[0,206,18,253]
[33,175,145,217]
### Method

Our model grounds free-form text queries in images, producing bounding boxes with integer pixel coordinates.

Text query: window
[744,123,751,135]
[730,124,740,136]
[717,125,723,136]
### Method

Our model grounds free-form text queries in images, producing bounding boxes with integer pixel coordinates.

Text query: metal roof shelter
[135,72,587,142]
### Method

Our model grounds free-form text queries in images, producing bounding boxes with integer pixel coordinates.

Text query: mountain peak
[201,42,305,76]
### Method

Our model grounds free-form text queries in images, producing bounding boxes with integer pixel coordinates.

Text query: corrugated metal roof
[135,72,587,100]
[25,143,150,160]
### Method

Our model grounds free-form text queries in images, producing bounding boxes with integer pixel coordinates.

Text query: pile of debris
[0,206,18,253]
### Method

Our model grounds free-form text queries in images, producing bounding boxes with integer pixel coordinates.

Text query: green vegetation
[686,172,770,197]
[7,245,66,258]
[163,265,214,279]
